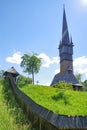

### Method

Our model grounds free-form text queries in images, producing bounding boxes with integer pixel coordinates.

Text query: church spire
[59,6,73,63]
[51,6,79,86]
[62,6,69,44]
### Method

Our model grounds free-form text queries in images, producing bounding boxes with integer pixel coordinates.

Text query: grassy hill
[0,79,33,130]
[20,84,87,116]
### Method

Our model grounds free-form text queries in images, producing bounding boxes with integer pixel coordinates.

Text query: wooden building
[51,7,83,90]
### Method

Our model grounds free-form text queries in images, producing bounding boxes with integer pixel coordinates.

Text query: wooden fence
[7,73,87,130]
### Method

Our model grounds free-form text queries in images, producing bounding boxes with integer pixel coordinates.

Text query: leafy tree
[75,73,82,83]
[16,75,32,87]
[82,80,87,91]
[0,70,5,78]
[20,53,41,84]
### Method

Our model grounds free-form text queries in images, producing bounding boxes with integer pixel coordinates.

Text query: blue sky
[0,0,87,85]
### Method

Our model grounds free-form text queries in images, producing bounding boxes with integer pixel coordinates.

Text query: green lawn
[20,84,87,116]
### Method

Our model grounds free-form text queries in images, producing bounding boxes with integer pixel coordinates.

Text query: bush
[52,90,70,105]
[53,81,73,90]
[2,78,11,103]
[2,78,33,130]
[82,80,87,91]
[16,75,32,88]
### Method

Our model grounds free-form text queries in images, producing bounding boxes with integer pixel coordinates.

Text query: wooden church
[51,7,83,90]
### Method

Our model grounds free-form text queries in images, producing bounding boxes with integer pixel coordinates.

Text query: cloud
[51,57,60,64]
[6,52,22,64]
[38,53,59,67]
[54,68,60,74]
[6,52,60,67]
[38,53,51,67]
[73,56,87,79]
[52,56,87,79]
[6,52,87,80]
[73,56,87,76]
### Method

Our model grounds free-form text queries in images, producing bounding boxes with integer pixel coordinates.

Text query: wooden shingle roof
[4,67,19,76]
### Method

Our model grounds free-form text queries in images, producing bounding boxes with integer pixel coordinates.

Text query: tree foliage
[75,73,87,91]
[82,80,87,91]
[16,75,32,88]
[20,53,41,84]
[53,81,73,90]
[75,73,82,83]
[0,70,5,78]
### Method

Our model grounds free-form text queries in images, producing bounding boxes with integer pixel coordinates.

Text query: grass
[20,84,87,116]
[0,79,33,130]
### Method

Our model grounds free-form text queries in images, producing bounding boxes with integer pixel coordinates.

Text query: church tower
[59,7,73,74]
[51,7,79,86]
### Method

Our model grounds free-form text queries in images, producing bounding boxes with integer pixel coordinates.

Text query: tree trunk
[32,72,34,84]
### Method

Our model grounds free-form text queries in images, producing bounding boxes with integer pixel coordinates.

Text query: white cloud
[54,68,60,74]
[6,52,60,67]
[73,56,87,78]
[51,57,60,64]
[38,53,59,67]
[6,52,87,80]
[38,53,51,67]
[52,56,87,79]
[6,52,22,64]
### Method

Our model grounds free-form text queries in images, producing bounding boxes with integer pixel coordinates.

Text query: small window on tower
[67,66,72,74]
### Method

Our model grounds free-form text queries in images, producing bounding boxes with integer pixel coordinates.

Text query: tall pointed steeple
[51,6,79,86]
[59,6,73,63]
[62,5,69,44]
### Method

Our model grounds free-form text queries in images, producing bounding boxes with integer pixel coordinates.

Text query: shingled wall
[7,74,87,130]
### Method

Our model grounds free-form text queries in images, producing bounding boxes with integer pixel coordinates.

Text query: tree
[20,53,41,84]
[16,75,32,87]
[75,73,82,83]
[82,80,87,91]
[0,70,5,78]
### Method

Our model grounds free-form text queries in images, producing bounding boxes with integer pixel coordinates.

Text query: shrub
[53,81,73,90]
[2,78,32,130]
[52,90,70,105]
[16,75,32,88]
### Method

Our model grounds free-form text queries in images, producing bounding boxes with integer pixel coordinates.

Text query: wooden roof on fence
[4,67,19,77]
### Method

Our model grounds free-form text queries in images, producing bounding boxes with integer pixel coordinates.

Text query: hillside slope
[20,84,87,116]
[0,79,32,130]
